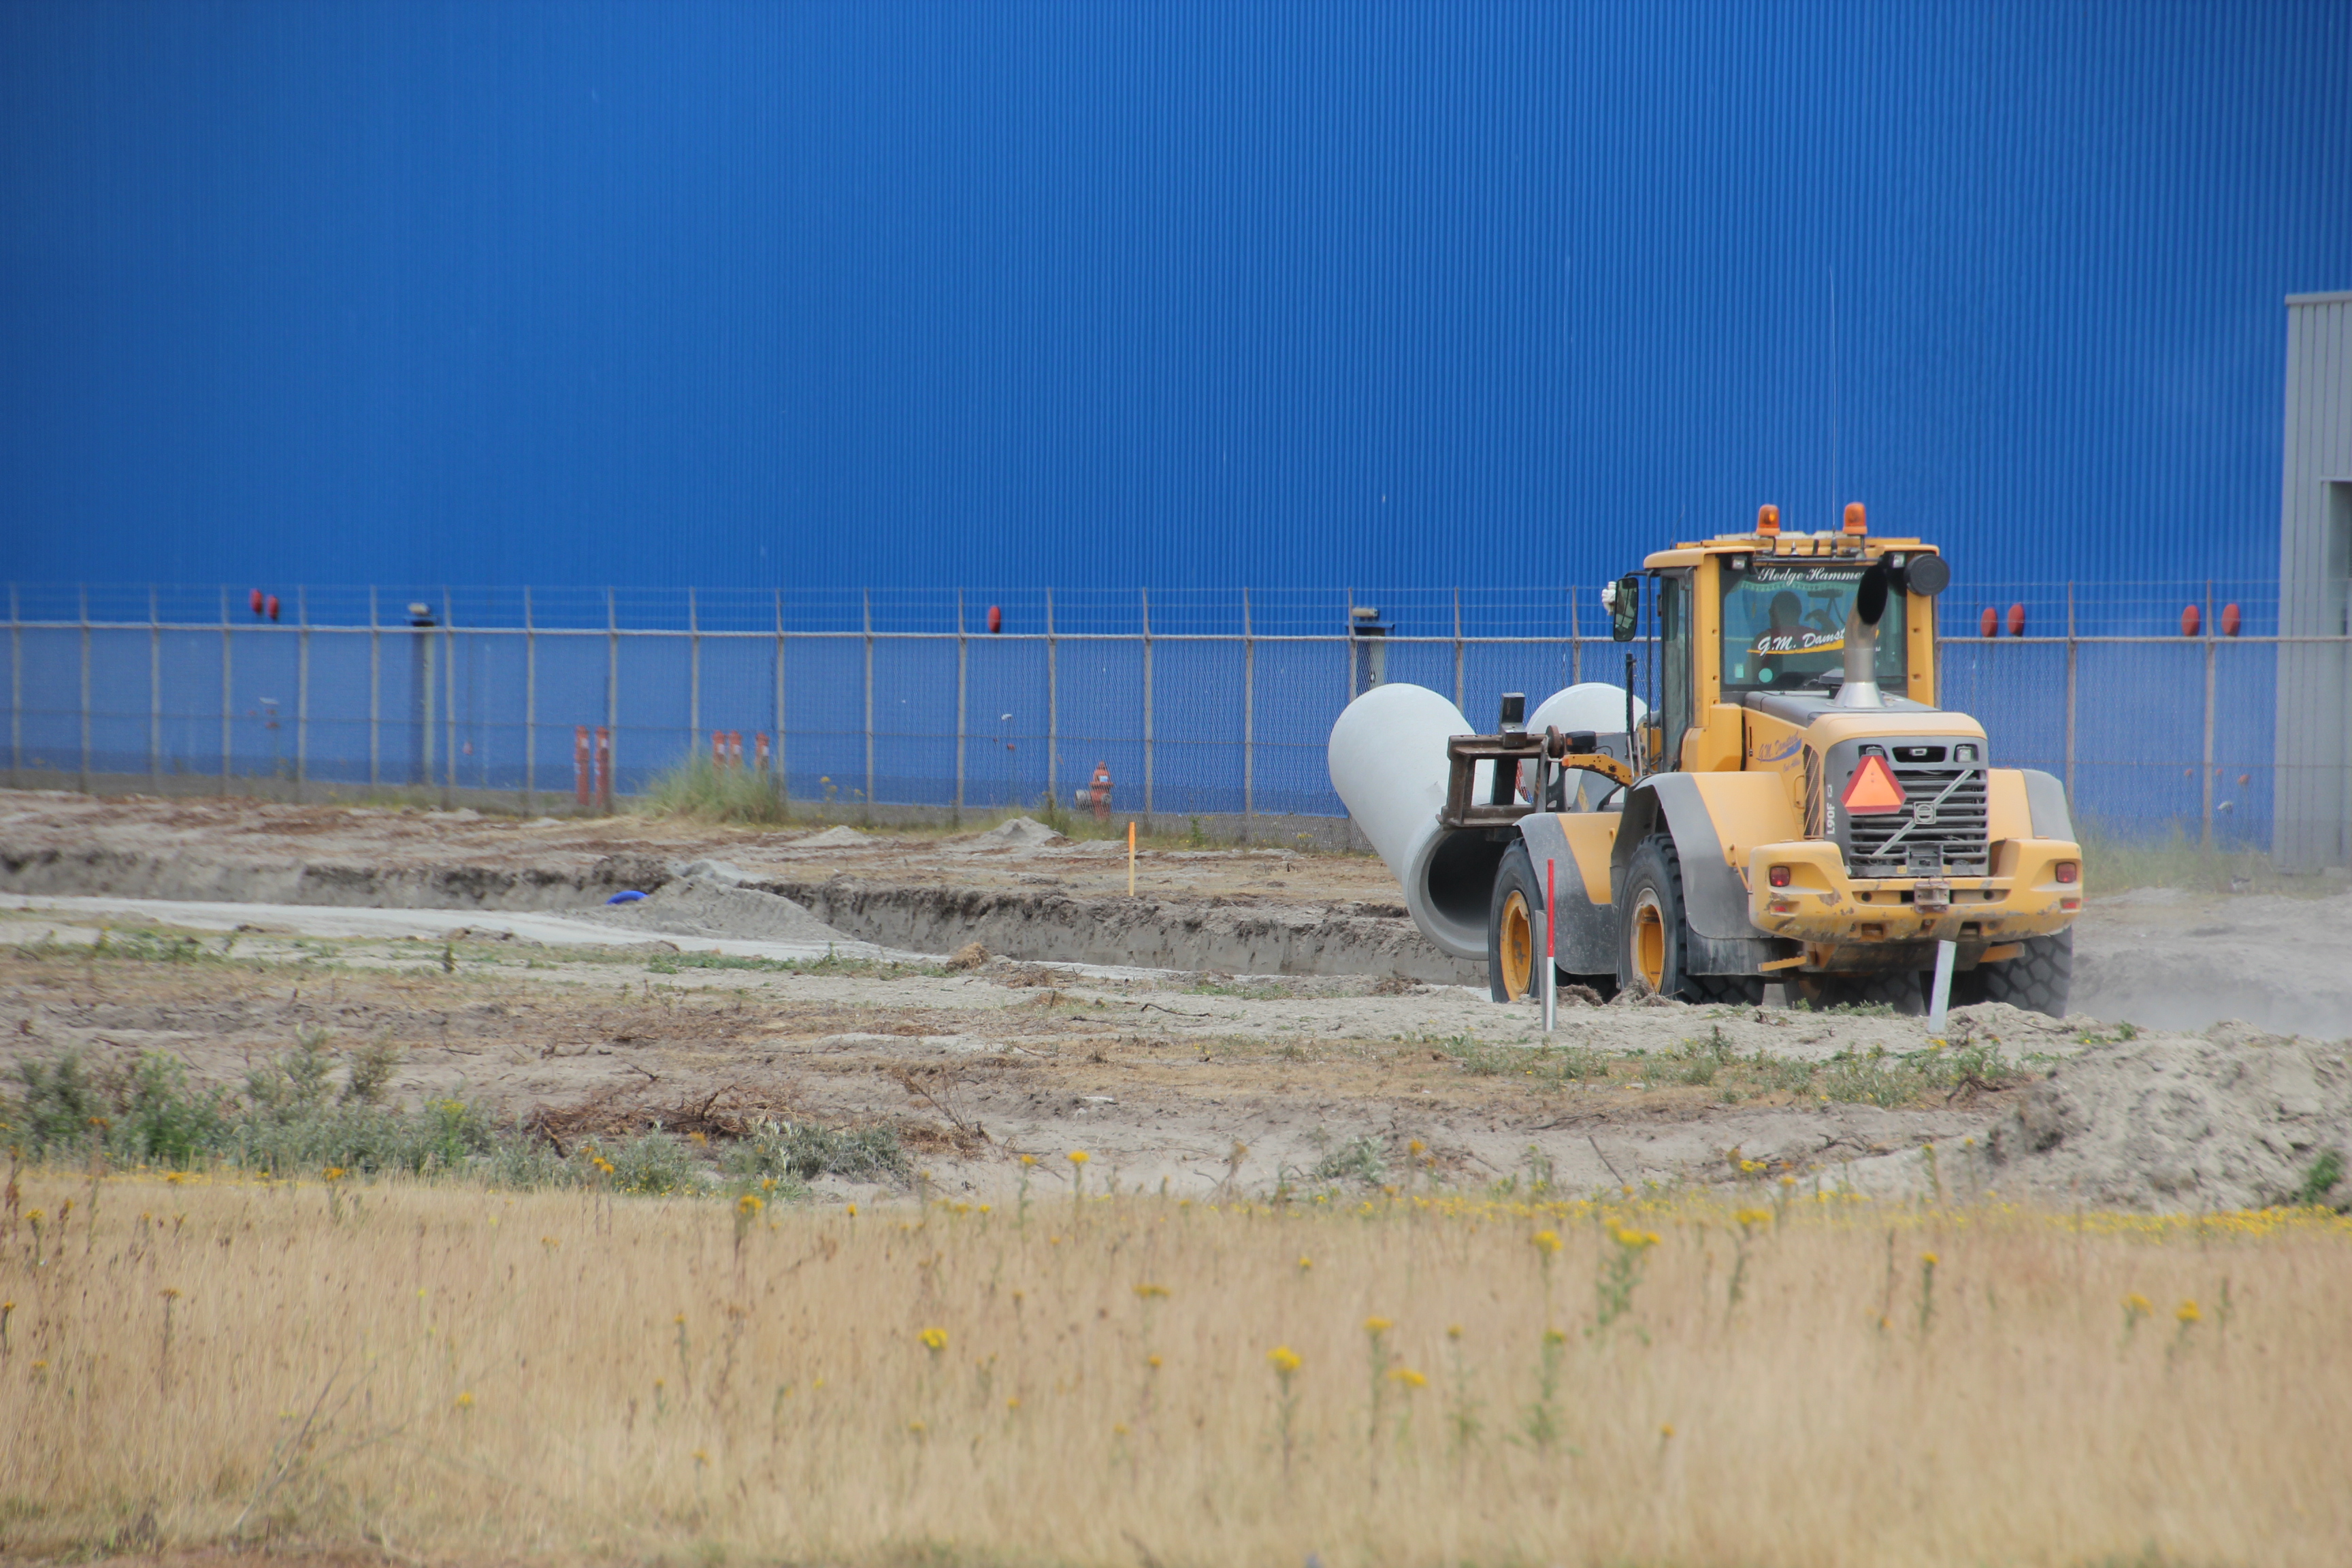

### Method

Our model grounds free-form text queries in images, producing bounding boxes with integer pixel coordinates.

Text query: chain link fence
[3,581,2345,866]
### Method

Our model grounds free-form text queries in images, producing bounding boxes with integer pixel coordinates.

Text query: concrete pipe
[1328,681,1644,961]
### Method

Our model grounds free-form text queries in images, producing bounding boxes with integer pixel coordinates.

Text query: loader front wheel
[1618,836,1694,1000]
[1487,841,1543,1002]
[1957,930,2073,1018]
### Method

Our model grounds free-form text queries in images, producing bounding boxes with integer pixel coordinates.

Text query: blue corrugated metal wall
[3,1,2347,593]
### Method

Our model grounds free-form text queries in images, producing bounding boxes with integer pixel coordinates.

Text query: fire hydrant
[1087,760,1113,821]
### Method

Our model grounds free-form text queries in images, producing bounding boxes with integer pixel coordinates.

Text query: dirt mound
[581,878,853,946]
[793,826,876,849]
[961,817,1068,849]
[1984,1021,2352,1210]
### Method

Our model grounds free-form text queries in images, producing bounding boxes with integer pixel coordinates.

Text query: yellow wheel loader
[1328,504,2084,1015]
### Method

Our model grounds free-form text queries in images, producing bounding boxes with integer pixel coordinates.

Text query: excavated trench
[0,843,1485,981]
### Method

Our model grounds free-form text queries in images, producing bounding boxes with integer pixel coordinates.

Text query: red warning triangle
[1842,753,1908,815]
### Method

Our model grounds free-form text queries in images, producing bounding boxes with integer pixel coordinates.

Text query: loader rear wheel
[1487,842,1543,1002]
[1954,930,2073,1018]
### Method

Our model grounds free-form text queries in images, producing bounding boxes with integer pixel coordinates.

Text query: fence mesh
[5,582,2344,865]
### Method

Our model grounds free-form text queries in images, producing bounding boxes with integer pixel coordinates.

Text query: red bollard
[2180,604,2201,637]
[754,733,771,773]
[265,594,280,623]
[594,727,612,811]
[1980,607,1998,638]
[249,588,264,617]
[2221,603,2241,637]
[711,730,726,767]
[1088,760,1113,821]
[728,731,743,768]
[574,726,591,807]
[2006,603,2027,638]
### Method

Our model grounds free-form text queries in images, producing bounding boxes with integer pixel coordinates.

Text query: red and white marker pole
[1543,857,1557,1034]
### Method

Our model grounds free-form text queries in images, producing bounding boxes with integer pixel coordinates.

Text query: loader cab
[1627,519,1946,774]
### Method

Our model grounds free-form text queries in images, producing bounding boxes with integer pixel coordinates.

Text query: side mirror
[1609,575,1642,642]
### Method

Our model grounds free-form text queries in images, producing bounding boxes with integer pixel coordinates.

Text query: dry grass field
[3,1169,2347,1568]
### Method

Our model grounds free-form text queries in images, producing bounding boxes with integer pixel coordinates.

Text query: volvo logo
[1913,803,1939,826]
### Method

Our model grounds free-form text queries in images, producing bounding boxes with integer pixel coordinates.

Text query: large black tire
[1616,834,1763,1006]
[1953,930,2073,1017]
[1487,840,1544,1002]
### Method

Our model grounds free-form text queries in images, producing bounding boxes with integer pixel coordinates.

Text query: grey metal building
[2276,291,2352,869]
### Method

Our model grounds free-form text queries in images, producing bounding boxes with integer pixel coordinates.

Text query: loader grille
[1844,763,1989,877]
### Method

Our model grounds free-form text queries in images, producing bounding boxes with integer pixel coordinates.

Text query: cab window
[1720,561,1906,696]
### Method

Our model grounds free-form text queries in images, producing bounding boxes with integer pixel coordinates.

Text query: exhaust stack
[1837,563,1893,709]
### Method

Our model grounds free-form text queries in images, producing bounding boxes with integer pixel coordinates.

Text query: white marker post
[1543,857,1557,1034]
[1926,938,1956,1035]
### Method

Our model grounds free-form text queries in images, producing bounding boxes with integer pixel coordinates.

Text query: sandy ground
[2,790,2348,1209]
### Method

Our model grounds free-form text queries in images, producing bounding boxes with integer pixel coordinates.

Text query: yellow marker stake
[1127,820,1137,896]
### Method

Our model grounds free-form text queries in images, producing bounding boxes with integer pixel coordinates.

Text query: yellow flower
[159,1286,182,1301]
[918,1326,949,1353]
[1267,1345,1303,1375]
[1133,1283,1170,1299]
[736,1193,764,1217]
[1660,1422,1676,1439]
[1531,1229,1563,1253]
[1067,1150,1090,1165]
[1388,1367,1428,1388]
[1407,1139,1425,1156]
[1734,1208,1772,1228]
[323,1166,347,1183]
[455,1390,474,1409]
[1613,1226,1659,1250]
[1446,1324,1463,1340]
[1147,1354,1162,1369]
[541,1235,560,1248]
[906,1420,927,1435]
[1543,1328,1567,1345]
[1006,1396,1022,1410]
[1921,1252,1940,1267]
[2125,1292,2152,1316]
[691,1448,709,1465]
[846,1203,857,1218]
[1112,1422,1130,1436]
[1778,1174,1797,1188]
[1296,1254,1313,1271]
[2176,1300,2202,1325]
[1363,1316,1394,1335]
[1020,1154,1037,1167]
[22,1210,41,1224]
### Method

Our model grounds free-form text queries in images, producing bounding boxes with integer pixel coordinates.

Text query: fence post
[220,586,232,793]
[148,586,160,787]
[441,588,456,808]
[523,586,536,814]
[1570,585,1582,687]
[604,587,618,803]
[295,587,309,802]
[1242,587,1255,826]
[77,585,89,796]
[2202,579,2216,849]
[1046,587,1058,813]
[688,585,701,760]
[8,583,19,788]
[862,589,876,812]
[368,587,380,787]
[1141,587,1154,822]
[1453,588,1465,711]
[772,589,787,806]
[954,591,967,816]
[2063,583,2077,802]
